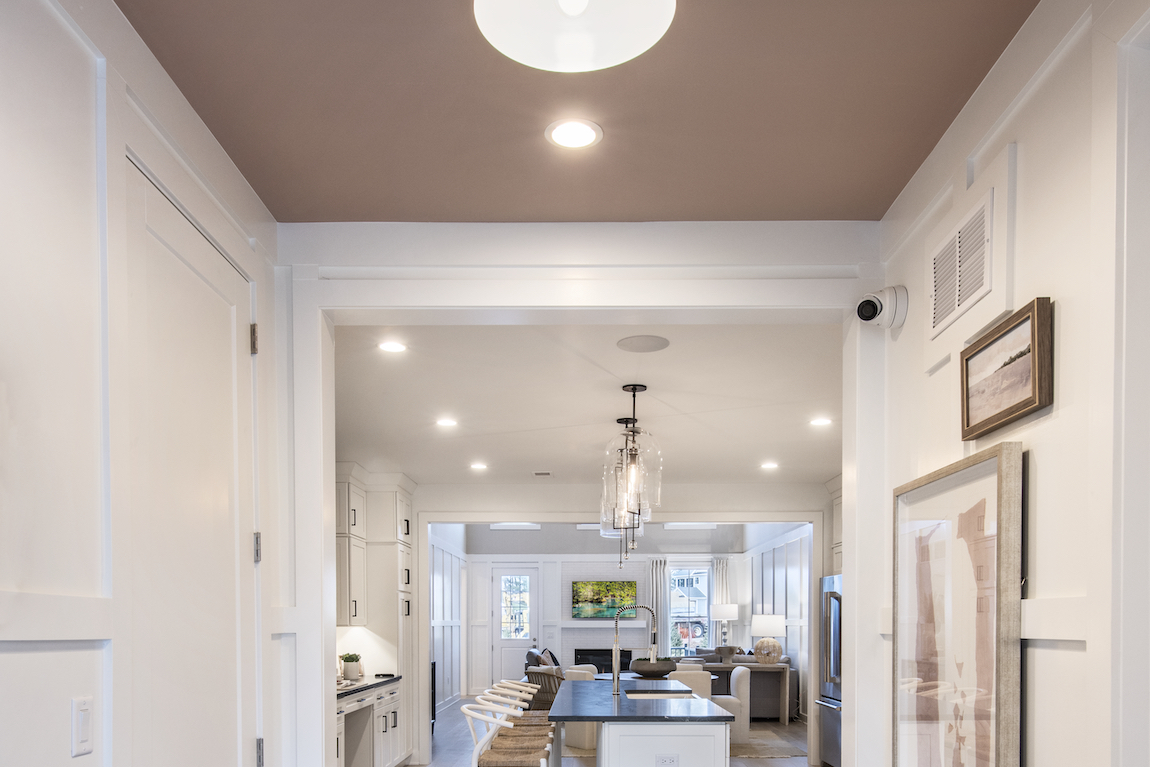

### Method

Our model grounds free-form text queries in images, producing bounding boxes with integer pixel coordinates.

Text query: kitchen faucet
[612,603,657,696]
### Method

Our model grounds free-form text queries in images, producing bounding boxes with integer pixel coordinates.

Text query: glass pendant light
[474,0,676,73]
[600,384,662,566]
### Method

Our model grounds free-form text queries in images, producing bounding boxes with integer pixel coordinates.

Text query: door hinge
[250,323,258,354]
[256,737,264,767]
[254,532,262,563]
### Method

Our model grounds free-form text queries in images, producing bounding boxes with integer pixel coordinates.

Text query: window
[668,566,710,656]
[500,574,530,639]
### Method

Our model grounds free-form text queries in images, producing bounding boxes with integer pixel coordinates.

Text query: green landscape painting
[572,581,637,618]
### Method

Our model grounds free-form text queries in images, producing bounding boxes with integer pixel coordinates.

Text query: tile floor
[426,698,812,767]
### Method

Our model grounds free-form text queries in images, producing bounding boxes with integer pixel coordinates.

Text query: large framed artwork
[893,442,1022,767]
[960,297,1053,441]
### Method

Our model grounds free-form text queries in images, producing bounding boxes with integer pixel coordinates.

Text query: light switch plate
[71,696,93,757]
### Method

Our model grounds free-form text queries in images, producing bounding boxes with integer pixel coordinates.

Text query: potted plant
[340,653,362,681]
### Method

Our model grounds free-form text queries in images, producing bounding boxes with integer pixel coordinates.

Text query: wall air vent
[928,190,993,339]
[533,471,552,478]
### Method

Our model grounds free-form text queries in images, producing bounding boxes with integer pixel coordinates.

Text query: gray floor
[425,698,811,767]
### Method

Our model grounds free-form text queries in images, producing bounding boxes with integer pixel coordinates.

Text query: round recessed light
[471,463,488,470]
[546,119,603,149]
[437,419,458,426]
[810,418,832,426]
[474,0,676,73]
[379,341,407,353]
[761,462,779,469]
[617,335,670,353]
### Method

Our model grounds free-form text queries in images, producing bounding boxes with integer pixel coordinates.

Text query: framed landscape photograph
[892,442,1022,767]
[960,297,1053,441]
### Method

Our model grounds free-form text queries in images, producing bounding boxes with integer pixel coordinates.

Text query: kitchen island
[548,679,734,767]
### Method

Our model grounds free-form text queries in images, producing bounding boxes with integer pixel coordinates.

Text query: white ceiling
[334,323,842,486]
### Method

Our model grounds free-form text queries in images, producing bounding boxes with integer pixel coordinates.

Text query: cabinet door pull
[381,714,388,732]
[351,508,356,527]
[404,568,410,585]
[404,600,410,616]
[404,519,410,536]
[391,711,398,728]
[352,600,357,617]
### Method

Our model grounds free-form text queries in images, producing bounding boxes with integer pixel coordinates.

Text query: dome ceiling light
[474,0,676,73]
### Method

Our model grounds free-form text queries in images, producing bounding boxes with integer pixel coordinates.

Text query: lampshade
[751,613,786,638]
[474,0,676,73]
[711,603,739,622]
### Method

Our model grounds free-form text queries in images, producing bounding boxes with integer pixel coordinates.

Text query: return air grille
[929,192,993,339]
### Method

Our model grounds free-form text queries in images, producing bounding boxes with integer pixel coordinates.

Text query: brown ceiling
[114,0,1039,223]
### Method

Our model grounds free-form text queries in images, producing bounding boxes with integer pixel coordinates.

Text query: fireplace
[575,648,631,673]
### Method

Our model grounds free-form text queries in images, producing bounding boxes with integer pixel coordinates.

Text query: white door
[491,567,540,682]
[122,162,258,766]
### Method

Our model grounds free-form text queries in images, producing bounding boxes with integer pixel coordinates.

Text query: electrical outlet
[656,755,678,766]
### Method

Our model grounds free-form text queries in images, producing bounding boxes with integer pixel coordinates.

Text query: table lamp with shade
[711,603,739,652]
[750,613,787,665]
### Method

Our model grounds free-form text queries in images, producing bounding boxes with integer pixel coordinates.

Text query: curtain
[650,557,669,657]
[711,556,729,647]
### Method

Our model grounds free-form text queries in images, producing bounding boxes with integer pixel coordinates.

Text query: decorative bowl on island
[629,659,677,678]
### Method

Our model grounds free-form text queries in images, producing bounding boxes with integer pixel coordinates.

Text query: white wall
[842,0,1150,765]
[429,533,465,711]
[1,1,281,766]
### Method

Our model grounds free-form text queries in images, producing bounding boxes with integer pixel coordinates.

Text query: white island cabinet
[548,680,733,767]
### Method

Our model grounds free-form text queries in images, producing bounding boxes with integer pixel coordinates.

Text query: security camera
[856,285,908,329]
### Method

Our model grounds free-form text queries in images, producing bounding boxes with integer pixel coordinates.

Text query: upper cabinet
[396,493,412,545]
[337,535,368,626]
[366,489,413,546]
[337,482,367,539]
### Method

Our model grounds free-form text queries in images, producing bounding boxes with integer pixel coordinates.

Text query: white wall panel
[0,642,106,765]
[0,0,103,599]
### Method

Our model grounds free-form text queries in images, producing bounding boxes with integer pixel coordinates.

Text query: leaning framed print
[960,297,1053,441]
[893,442,1022,767]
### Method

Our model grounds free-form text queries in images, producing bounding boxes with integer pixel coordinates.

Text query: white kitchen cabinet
[337,482,367,539]
[336,716,345,767]
[398,545,412,593]
[365,489,412,545]
[371,685,407,767]
[337,535,368,626]
[396,493,412,544]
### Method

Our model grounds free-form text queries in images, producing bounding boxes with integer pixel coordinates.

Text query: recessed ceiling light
[546,119,603,149]
[437,419,457,426]
[810,418,832,426]
[617,335,670,353]
[471,463,488,470]
[379,341,406,352]
[761,462,779,469]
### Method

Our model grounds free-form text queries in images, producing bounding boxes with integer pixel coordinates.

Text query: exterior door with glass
[491,567,539,682]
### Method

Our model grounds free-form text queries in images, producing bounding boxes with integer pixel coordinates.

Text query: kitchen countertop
[548,679,734,723]
[336,675,401,700]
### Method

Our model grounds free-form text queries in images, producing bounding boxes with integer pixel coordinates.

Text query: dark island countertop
[336,675,401,700]
[548,679,734,723]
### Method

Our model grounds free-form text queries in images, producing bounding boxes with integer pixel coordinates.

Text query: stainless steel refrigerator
[816,574,842,767]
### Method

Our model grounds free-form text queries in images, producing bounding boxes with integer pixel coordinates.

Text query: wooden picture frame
[960,297,1053,441]
[892,442,1022,767]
